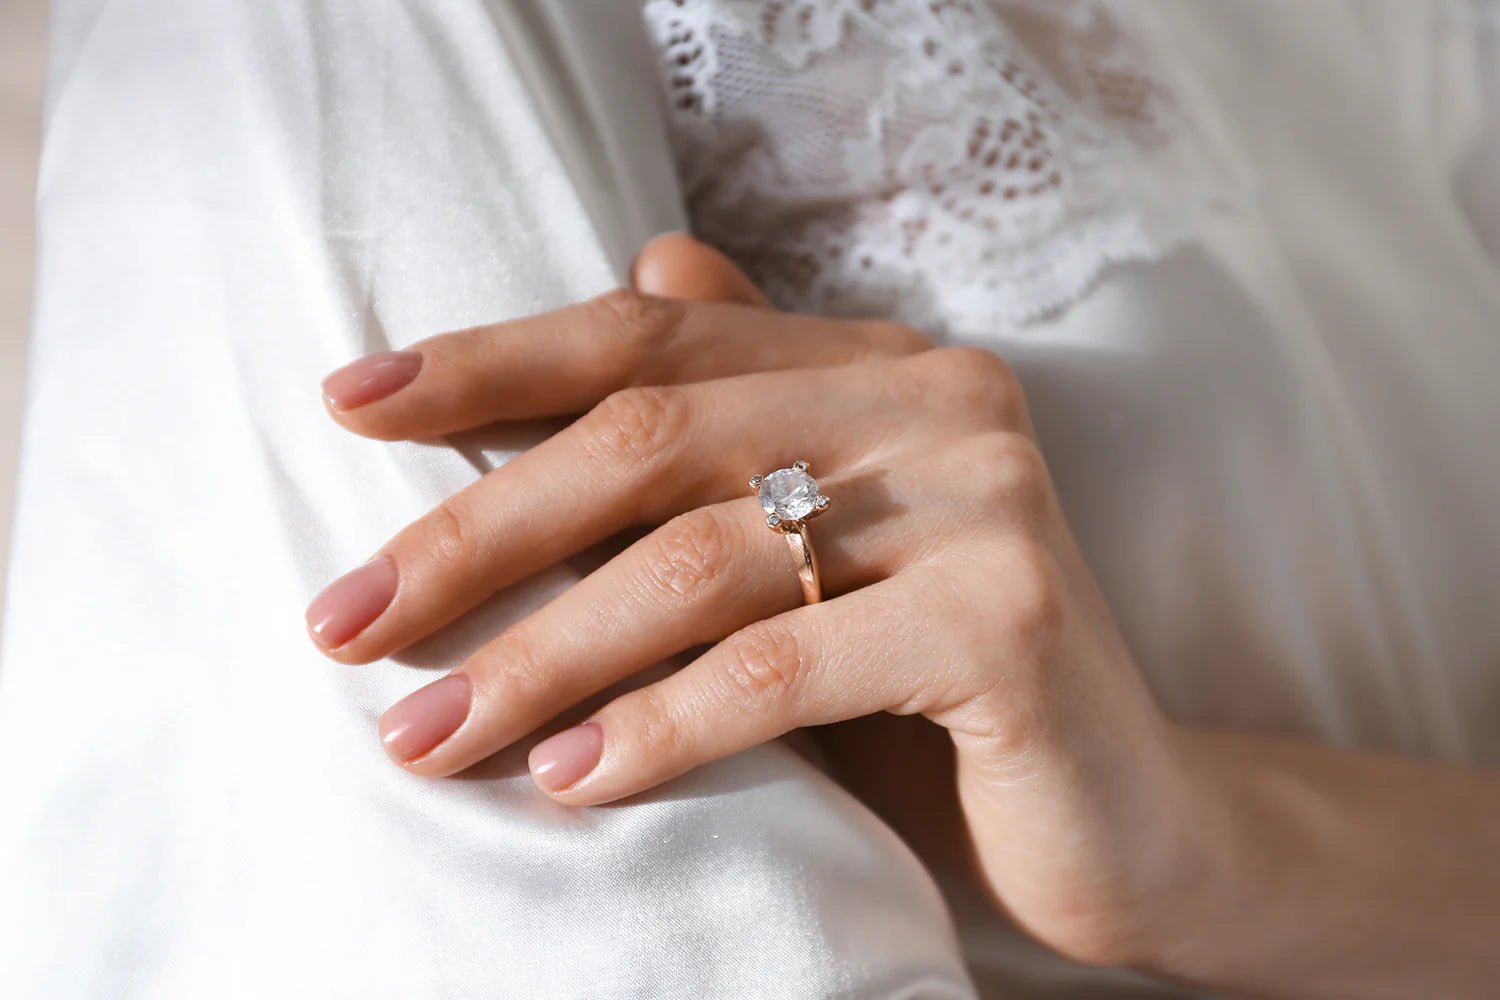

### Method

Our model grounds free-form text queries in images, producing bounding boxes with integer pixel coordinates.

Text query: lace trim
[644,0,1241,335]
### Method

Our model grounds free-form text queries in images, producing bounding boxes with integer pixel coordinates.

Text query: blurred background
[0,0,47,622]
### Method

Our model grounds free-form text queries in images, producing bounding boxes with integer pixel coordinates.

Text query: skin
[308,234,1500,996]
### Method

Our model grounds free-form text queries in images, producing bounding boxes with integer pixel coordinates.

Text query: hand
[305,234,1210,966]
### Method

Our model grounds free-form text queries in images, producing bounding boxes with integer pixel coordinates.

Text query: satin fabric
[0,2,975,997]
[2,1,1498,998]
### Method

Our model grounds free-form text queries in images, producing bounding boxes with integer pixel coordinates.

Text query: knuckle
[584,384,690,467]
[968,432,1052,517]
[471,627,549,702]
[588,287,684,354]
[931,345,1027,428]
[720,622,807,707]
[893,564,1055,760]
[629,688,686,760]
[423,496,484,561]
[993,539,1065,651]
[647,508,739,603]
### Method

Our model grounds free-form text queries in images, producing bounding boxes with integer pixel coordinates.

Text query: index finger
[320,289,931,440]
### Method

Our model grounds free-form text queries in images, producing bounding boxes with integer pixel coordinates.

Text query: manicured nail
[322,350,422,410]
[305,554,398,648]
[379,672,473,762]
[529,722,604,792]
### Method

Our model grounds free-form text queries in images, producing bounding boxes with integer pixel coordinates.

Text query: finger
[308,379,865,663]
[527,576,939,804]
[630,232,772,307]
[378,472,916,775]
[322,289,930,441]
[544,514,1075,806]
[306,349,1027,664]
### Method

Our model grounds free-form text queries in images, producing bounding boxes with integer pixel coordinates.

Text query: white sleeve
[0,2,976,996]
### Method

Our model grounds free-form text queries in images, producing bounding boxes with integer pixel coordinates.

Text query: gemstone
[758,467,819,521]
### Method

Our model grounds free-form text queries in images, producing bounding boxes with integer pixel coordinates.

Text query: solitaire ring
[749,461,830,605]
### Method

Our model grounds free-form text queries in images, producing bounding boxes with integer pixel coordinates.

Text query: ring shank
[783,524,823,605]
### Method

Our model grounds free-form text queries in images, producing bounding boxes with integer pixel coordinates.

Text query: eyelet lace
[643,0,1244,335]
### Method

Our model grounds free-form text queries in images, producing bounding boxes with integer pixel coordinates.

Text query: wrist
[1066,721,1245,978]
[1124,724,1246,977]
[1134,724,1331,989]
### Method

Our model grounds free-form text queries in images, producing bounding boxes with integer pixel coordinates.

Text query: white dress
[1,1,1496,997]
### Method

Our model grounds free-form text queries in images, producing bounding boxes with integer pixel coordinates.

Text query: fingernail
[529,722,604,793]
[305,554,398,648]
[322,350,422,410]
[379,672,473,762]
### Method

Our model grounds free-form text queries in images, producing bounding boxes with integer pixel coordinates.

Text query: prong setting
[751,463,828,532]
[748,463,826,605]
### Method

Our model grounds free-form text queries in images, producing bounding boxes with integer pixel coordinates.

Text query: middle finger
[306,359,959,663]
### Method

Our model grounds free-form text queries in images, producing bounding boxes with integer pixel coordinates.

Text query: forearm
[1153,726,1500,998]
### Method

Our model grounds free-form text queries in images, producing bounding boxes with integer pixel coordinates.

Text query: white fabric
[643,0,1244,332]
[640,0,1500,761]
[642,4,1500,994]
[0,2,973,997]
[3,1,1499,998]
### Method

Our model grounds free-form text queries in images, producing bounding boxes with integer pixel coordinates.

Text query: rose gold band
[783,523,822,605]
[751,461,830,606]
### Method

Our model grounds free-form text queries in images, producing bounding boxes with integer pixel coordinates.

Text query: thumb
[630,232,772,307]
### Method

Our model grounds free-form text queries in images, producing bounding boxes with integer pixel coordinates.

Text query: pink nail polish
[305,555,398,648]
[379,673,473,762]
[529,722,604,792]
[322,350,422,410]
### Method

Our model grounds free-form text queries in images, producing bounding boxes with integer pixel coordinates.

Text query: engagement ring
[749,461,829,605]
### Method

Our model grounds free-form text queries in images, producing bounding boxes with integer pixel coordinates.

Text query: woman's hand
[304,235,1208,966]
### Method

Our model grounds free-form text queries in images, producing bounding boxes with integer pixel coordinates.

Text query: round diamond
[758,467,819,521]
